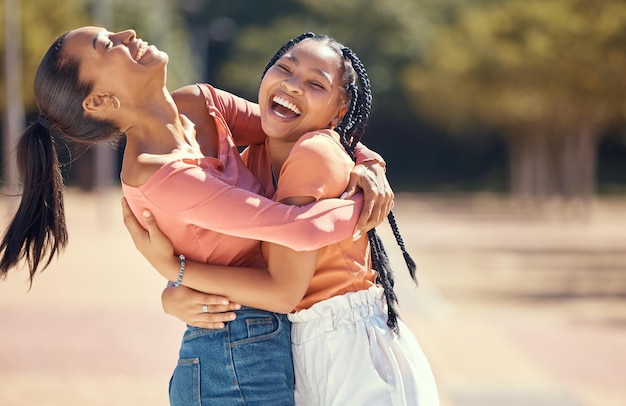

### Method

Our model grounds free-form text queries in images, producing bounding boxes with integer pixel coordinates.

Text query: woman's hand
[162,283,240,329]
[341,160,394,236]
[122,198,241,327]
[121,198,177,279]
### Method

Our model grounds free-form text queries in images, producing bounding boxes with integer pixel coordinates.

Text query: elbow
[287,243,315,252]
[269,298,298,314]
[271,304,295,314]
[266,292,301,314]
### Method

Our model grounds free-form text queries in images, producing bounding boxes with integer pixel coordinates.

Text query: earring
[111,96,121,109]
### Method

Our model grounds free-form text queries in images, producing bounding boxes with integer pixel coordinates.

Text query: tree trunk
[507,125,598,214]
[558,124,597,200]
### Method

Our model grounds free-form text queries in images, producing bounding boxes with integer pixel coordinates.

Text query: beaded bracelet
[173,254,186,287]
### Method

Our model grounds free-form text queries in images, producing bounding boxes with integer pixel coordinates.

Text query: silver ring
[202,304,209,313]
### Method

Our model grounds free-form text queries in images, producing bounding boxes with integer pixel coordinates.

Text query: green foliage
[404,0,626,135]
[213,0,432,104]
[6,0,621,192]
[0,0,198,116]
[0,0,90,113]
[196,0,516,191]
[107,0,199,90]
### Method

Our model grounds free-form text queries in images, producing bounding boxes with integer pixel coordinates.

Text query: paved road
[1,190,625,405]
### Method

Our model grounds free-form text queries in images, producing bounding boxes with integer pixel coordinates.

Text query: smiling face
[62,26,168,111]
[258,39,348,143]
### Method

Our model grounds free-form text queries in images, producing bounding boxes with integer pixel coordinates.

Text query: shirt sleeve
[275,131,353,202]
[138,160,362,251]
[354,142,386,169]
[205,85,267,146]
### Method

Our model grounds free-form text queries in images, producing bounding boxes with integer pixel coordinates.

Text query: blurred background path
[1,190,625,406]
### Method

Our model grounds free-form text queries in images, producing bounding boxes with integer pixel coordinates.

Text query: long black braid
[263,33,417,333]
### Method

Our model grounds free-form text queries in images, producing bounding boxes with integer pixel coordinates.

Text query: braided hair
[263,33,417,333]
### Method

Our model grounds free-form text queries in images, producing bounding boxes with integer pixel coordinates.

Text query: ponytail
[0,121,67,285]
[1,31,121,285]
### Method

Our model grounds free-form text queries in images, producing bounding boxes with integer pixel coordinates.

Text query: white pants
[288,286,439,406]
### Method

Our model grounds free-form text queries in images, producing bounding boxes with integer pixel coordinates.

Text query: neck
[120,88,201,187]
[267,138,297,177]
[123,87,194,154]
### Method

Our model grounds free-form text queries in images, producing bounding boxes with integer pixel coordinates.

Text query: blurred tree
[211,0,430,109]
[0,0,198,115]
[0,0,90,115]
[403,0,626,201]
[176,0,303,86]
[205,0,473,190]
[184,0,512,192]
[0,0,200,189]
[110,0,199,91]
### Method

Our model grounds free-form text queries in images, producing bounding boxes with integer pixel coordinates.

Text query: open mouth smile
[133,40,149,62]
[272,96,302,118]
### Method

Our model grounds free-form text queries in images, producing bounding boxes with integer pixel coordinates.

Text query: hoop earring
[111,96,121,109]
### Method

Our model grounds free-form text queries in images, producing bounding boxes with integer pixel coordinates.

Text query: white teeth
[135,42,147,61]
[273,96,301,115]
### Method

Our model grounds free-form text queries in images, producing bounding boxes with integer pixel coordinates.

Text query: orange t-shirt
[242,130,377,311]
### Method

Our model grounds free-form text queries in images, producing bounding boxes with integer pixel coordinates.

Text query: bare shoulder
[172,85,205,116]
[121,160,164,188]
[172,84,202,99]
[172,85,212,127]
[172,84,219,156]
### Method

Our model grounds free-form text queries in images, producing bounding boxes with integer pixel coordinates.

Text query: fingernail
[340,192,348,200]
[352,229,361,240]
[142,210,151,218]
[219,299,229,305]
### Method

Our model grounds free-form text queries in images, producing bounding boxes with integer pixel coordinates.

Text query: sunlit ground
[1,189,625,406]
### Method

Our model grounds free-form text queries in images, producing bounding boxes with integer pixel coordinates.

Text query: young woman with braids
[0,27,394,405]
[125,32,439,405]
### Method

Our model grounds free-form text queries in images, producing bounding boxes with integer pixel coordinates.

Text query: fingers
[162,285,241,330]
[121,197,146,240]
[142,208,156,227]
[176,304,237,329]
[121,198,161,245]
[164,285,235,307]
[354,199,375,237]
[189,321,226,329]
[340,179,358,200]
[380,180,395,223]
[360,188,394,231]
[141,209,164,242]
[185,305,239,329]
[192,294,241,314]
[367,185,393,228]
[199,293,231,306]
[353,167,378,232]
[350,162,395,234]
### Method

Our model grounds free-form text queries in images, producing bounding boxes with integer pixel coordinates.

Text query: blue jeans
[169,306,294,406]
